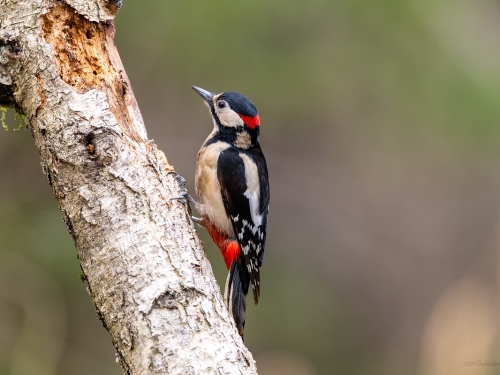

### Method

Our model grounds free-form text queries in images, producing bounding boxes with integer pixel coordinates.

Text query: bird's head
[192,86,260,145]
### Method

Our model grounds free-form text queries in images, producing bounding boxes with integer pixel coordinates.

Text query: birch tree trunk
[0,1,258,374]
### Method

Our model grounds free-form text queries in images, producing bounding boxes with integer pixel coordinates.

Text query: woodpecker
[175,86,269,337]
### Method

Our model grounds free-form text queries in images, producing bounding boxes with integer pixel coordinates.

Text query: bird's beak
[192,86,215,104]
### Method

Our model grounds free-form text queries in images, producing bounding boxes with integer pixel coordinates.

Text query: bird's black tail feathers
[224,257,250,338]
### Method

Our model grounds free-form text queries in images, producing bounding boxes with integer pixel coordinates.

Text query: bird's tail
[224,257,249,338]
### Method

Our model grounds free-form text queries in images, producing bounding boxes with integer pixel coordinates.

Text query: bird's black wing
[217,146,269,304]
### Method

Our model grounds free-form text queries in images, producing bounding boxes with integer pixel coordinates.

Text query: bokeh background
[2,0,500,374]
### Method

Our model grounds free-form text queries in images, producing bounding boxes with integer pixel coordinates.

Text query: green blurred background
[3,0,500,374]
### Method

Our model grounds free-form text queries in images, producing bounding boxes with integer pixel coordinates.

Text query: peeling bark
[0,1,258,374]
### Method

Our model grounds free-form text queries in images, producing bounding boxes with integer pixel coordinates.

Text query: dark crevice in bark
[62,209,77,241]
[0,84,14,106]
[0,36,22,58]
[0,35,21,106]
[84,131,97,156]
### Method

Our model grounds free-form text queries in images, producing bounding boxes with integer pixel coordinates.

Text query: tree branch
[0,1,257,373]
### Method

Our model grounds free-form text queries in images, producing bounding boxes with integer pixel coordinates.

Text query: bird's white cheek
[217,108,244,128]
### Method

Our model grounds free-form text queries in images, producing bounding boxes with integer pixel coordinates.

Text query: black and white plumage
[191,86,269,337]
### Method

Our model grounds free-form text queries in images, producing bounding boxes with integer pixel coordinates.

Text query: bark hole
[41,4,110,92]
[41,3,142,143]
[85,132,96,156]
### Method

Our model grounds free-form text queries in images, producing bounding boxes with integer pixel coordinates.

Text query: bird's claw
[168,172,199,206]
[170,191,189,204]
[169,171,187,189]
[192,216,205,227]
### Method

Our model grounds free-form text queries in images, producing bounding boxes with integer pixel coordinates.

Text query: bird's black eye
[217,100,227,109]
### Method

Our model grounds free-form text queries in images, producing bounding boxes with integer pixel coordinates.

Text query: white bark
[0,1,258,374]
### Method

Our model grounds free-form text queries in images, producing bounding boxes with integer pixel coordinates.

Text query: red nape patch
[239,114,260,129]
[222,241,241,269]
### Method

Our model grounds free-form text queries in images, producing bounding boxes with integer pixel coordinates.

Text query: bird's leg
[168,172,205,227]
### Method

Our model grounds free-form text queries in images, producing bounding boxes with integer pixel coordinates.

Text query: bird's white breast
[195,140,235,237]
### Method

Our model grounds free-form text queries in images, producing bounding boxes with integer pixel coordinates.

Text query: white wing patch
[239,153,263,228]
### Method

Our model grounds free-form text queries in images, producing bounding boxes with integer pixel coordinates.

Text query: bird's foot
[169,171,187,191]
[169,173,205,227]
[169,172,199,206]
[170,190,198,205]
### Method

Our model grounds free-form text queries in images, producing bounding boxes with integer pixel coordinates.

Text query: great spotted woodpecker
[174,86,269,337]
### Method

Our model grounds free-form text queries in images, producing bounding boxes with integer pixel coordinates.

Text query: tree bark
[0,1,258,374]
